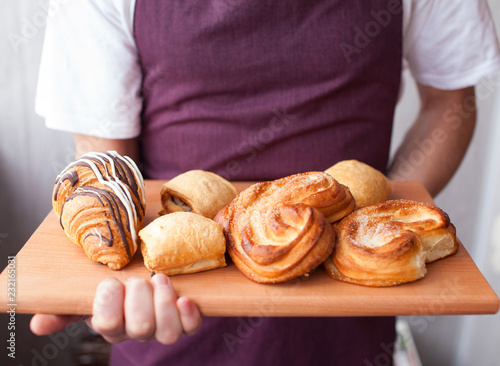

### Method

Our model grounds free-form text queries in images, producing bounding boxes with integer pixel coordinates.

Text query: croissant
[324,199,458,287]
[140,212,226,276]
[214,172,355,283]
[325,159,391,208]
[52,151,146,270]
[159,170,238,219]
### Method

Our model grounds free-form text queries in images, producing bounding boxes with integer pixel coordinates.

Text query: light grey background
[1,1,499,365]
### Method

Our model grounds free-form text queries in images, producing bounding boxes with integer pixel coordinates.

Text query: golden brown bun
[140,212,226,275]
[325,160,391,208]
[324,199,458,287]
[159,170,238,219]
[214,172,354,283]
[52,151,146,270]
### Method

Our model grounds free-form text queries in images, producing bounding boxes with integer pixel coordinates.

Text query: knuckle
[156,329,181,345]
[102,335,125,344]
[91,316,123,336]
[94,280,123,309]
[157,293,177,308]
[127,321,155,340]
[184,321,202,336]
[126,276,149,288]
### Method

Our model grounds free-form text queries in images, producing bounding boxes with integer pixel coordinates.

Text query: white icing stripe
[57,151,145,254]
[122,154,146,204]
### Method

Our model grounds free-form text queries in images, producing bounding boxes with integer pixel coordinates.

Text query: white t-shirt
[36,0,500,139]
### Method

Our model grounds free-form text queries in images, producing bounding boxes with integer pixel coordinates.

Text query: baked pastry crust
[52,151,146,270]
[159,170,238,219]
[325,159,391,208]
[214,172,355,283]
[324,199,458,286]
[140,212,226,275]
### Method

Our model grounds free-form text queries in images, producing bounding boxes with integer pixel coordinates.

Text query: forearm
[73,133,140,163]
[388,86,476,197]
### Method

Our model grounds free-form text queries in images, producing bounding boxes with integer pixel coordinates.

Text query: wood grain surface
[0,180,498,316]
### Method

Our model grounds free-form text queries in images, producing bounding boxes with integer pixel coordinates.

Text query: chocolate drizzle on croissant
[53,151,146,270]
[61,186,134,259]
[53,170,79,200]
[55,153,145,216]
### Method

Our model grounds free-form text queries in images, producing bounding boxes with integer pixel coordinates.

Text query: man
[31,0,500,364]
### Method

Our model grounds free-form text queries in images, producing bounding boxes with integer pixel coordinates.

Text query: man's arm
[73,133,140,162]
[388,85,476,197]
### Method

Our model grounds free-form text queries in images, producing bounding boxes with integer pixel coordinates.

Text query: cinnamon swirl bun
[215,172,355,283]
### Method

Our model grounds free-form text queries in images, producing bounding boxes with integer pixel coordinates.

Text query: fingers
[151,274,182,344]
[30,314,90,336]
[123,277,156,341]
[91,277,126,343]
[177,296,202,336]
[90,275,202,345]
[31,275,202,346]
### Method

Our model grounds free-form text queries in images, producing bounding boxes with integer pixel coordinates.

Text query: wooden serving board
[0,180,498,317]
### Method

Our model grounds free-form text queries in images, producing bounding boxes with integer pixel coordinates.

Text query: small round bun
[325,160,391,208]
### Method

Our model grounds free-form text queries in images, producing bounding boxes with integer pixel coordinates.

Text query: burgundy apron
[112,1,402,364]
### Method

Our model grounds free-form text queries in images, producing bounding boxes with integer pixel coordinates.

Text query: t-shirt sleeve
[36,0,142,139]
[404,0,500,90]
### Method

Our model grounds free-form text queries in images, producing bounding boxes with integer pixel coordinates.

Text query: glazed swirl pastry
[52,151,146,270]
[214,172,355,283]
[324,199,459,287]
[159,170,238,219]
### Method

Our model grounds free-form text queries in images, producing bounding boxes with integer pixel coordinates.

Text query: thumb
[30,314,90,336]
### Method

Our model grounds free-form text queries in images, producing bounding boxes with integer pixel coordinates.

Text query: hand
[30,274,202,344]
